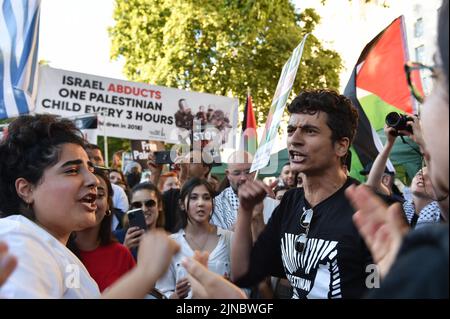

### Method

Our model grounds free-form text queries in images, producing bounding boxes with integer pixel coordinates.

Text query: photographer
[345,0,448,297]
[366,124,441,229]
[385,111,426,151]
[365,124,404,197]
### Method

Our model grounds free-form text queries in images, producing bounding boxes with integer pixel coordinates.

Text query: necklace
[185,231,211,252]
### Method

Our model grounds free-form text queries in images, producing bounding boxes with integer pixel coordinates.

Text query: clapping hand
[345,185,409,279]
[182,251,247,299]
[0,242,17,287]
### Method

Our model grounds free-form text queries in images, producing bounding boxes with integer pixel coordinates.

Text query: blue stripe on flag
[21,0,28,34]
[13,86,29,114]
[27,5,40,95]
[18,2,39,80]
[2,0,19,82]
[27,34,39,94]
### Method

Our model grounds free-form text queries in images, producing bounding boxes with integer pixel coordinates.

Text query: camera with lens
[385,112,413,135]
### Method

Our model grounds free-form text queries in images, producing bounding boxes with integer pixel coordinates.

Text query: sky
[39,0,125,80]
[39,0,430,88]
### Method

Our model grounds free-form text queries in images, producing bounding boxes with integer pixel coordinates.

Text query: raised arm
[366,125,397,195]
[102,230,179,299]
[147,152,163,186]
[231,180,272,282]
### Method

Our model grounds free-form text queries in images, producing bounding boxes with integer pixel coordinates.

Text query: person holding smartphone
[121,183,165,257]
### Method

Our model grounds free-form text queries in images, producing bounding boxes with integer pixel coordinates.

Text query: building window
[414,18,424,38]
[415,45,425,63]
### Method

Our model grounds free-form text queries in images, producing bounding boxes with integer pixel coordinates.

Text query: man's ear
[335,138,350,158]
[15,177,34,205]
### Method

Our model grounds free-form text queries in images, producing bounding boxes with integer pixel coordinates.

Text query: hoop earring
[105,209,111,216]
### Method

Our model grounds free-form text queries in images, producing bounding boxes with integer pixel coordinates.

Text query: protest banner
[130,139,155,168]
[251,34,309,173]
[35,66,239,150]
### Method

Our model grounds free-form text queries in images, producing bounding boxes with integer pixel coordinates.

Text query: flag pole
[246,87,259,181]
[102,113,109,168]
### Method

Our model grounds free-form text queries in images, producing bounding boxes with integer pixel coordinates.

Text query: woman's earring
[105,209,112,216]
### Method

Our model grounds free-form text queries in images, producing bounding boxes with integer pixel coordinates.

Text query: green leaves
[109,0,342,125]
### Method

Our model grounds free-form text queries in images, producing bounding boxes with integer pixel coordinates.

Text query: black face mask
[126,172,141,189]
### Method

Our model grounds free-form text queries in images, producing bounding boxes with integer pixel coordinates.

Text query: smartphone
[127,208,147,231]
[154,150,174,165]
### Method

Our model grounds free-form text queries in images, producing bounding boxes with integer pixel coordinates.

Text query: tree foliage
[109,0,342,125]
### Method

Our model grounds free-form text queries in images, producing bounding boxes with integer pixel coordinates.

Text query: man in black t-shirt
[232,89,372,298]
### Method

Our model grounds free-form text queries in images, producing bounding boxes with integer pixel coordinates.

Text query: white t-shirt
[262,197,280,224]
[112,183,129,213]
[0,215,100,298]
[155,227,233,299]
[111,183,129,230]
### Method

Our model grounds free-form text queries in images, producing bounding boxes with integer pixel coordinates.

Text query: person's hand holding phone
[154,151,175,165]
[123,226,145,250]
[171,277,190,299]
[147,152,163,184]
[124,208,147,249]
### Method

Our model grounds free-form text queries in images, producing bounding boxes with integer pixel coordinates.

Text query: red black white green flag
[241,92,258,155]
[343,16,419,180]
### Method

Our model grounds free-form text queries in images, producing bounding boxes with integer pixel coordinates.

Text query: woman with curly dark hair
[0,114,179,298]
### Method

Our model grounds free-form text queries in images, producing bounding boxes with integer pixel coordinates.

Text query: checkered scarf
[403,200,441,229]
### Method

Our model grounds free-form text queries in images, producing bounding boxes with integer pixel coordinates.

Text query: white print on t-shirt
[65,264,80,289]
[281,233,341,299]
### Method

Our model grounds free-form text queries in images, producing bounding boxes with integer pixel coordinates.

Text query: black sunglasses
[295,208,314,253]
[131,199,157,209]
[93,165,111,173]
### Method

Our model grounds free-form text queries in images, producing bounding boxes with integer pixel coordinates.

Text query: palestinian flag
[241,92,258,155]
[344,16,421,182]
